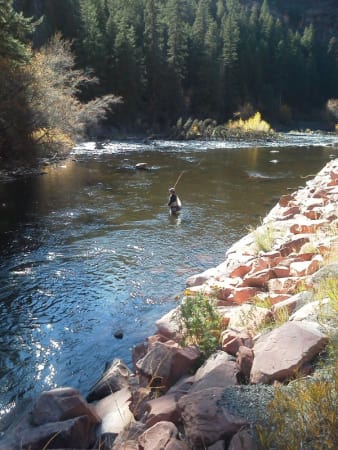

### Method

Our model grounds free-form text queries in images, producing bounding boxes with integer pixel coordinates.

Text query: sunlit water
[0,133,338,418]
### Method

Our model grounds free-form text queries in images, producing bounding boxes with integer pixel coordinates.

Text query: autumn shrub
[227,112,272,133]
[1,33,121,162]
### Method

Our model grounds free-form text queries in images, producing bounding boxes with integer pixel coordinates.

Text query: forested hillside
[1,0,338,162]
[14,0,338,130]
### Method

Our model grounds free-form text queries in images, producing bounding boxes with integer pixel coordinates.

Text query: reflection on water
[0,135,338,417]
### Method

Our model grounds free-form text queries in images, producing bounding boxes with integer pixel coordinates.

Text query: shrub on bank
[173,112,274,140]
[178,294,224,359]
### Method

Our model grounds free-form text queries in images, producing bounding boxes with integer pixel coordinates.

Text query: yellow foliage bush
[32,128,74,149]
[227,112,272,133]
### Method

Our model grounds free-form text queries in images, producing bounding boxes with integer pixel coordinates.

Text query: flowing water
[0,133,338,417]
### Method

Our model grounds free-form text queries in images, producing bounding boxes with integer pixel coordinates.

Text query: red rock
[186,268,218,287]
[231,287,261,304]
[250,321,328,384]
[242,268,275,288]
[247,257,271,274]
[32,387,100,425]
[313,188,328,200]
[267,293,291,305]
[229,262,252,278]
[213,281,233,300]
[279,194,295,207]
[329,170,338,183]
[282,205,300,218]
[236,346,254,381]
[136,342,200,392]
[289,259,320,277]
[87,359,132,402]
[290,220,326,234]
[12,415,98,450]
[156,307,182,341]
[178,388,248,448]
[279,236,310,256]
[267,277,304,294]
[145,394,181,428]
[190,351,238,392]
[138,421,188,450]
[292,252,316,262]
[228,428,256,450]
[221,329,253,355]
[304,209,322,220]
[272,265,290,278]
[208,440,226,450]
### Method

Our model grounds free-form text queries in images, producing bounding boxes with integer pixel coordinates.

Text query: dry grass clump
[249,222,280,253]
[256,366,337,450]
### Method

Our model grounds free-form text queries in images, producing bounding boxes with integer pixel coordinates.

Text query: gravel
[219,384,275,425]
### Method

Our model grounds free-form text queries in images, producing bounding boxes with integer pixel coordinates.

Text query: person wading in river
[168,187,181,215]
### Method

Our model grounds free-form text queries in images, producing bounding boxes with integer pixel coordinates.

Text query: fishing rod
[173,170,186,189]
[171,157,205,189]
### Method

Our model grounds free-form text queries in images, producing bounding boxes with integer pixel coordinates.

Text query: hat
[169,187,175,192]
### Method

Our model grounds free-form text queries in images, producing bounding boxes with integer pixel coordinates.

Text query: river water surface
[0,133,338,417]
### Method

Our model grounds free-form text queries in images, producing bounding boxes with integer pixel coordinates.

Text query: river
[0,133,337,418]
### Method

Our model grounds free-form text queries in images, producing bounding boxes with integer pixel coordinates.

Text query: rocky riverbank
[1,159,338,449]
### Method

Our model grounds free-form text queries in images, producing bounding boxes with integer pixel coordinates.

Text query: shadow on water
[1,135,338,417]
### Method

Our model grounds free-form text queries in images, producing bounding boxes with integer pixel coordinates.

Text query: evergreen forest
[1,0,338,162]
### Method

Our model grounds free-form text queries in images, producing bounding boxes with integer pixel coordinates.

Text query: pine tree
[220,0,241,115]
[0,1,37,61]
[143,0,168,126]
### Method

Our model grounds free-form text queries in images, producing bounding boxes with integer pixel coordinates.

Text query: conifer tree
[220,0,241,114]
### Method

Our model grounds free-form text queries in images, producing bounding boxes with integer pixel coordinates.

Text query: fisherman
[168,187,181,215]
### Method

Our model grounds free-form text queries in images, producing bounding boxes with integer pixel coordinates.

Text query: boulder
[279,236,310,256]
[289,259,320,277]
[289,298,331,323]
[207,441,225,449]
[236,346,254,381]
[267,276,305,295]
[242,268,275,288]
[178,388,248,448]
[112,421,146,450]
[228,428,256,450]
[250,321,328,384]
[289,219,327,234]
[155,307,182,340]
[31,387,99,426]
[186,267,219,287]
[190,351,238,392]
[228,304,272,333]
[230,287,262,304]
[87,359,132,402]
[9,415,98,450]
[221,328,253,356]
[136,341,200,392]
[138,421,188,450]
[310,263,338,285]
[93,387,134,435]
[145,393,181,428]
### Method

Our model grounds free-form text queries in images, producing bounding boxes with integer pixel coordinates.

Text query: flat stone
[250,321,328,384]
